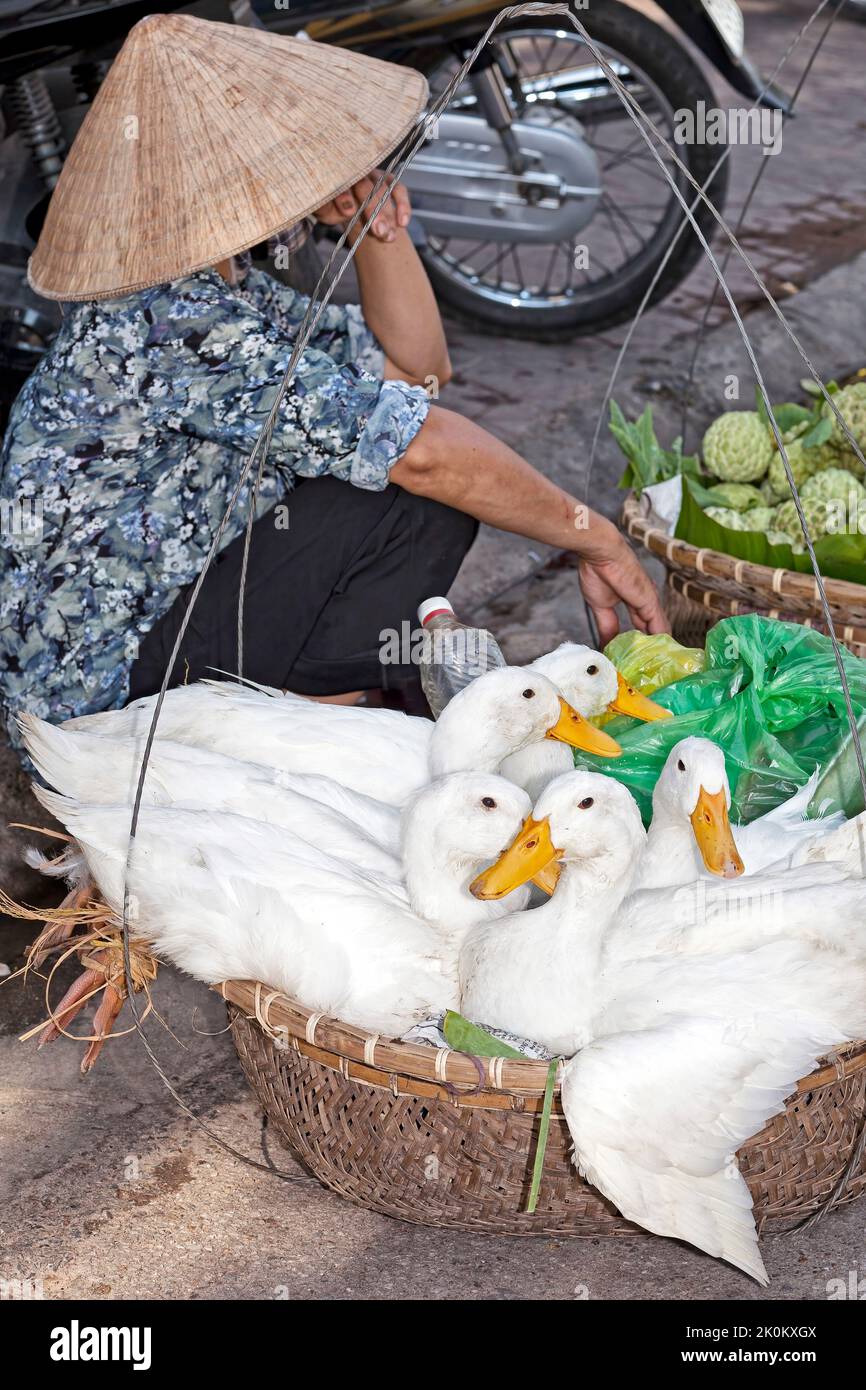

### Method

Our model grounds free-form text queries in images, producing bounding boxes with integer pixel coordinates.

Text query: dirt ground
[3,0,866,1302]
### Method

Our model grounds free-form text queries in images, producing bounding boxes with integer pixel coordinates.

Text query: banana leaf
[676,477,866,586]
[442,1011,525,1059]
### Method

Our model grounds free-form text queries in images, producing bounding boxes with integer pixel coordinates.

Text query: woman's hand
[314,169,411,244]
[577,526,670,643]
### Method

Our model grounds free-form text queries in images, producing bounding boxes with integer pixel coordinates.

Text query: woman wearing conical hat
[0,15,666,742]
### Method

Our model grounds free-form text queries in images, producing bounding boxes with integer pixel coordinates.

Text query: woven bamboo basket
[220,980,866,1238]
[622,493,866,655]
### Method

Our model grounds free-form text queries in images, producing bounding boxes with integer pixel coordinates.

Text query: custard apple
[800,468,866,504]
[705,482,765,511]
[702,411,774,483]
[767,530,794,547]
[766,439,822,499]
[827,445,866,481]
[761,477,781,505]
[772,497,832,541]
[825,382,866,453]
[704,506,750,530]
[740,506,776,532]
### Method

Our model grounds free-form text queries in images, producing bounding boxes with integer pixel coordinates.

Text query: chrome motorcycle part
[404,110,600,244]
[415,8,726,337]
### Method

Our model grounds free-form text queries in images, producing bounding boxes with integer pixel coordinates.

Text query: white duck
[499,643,670,800]
[462,771,866,1283]
[63,666,621,806]
[637,735,855,888]
[20,714,404,878]
[34,771,533,1037]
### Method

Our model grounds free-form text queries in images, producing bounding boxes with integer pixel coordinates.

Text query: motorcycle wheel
[411,0,729,340]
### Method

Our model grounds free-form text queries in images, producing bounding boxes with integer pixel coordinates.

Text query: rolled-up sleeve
[149,274,428,492]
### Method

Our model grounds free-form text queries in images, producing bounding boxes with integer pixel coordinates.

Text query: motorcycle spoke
[473,243,517,280]
[509,243,527,292]
[418,24,692,322]
[596,197,630,260]
[598,193,655,247]
[540,241,562,294]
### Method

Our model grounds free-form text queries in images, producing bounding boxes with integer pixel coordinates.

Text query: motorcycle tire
[410,0,730,340]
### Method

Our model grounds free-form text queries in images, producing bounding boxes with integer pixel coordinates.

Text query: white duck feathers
[65,680,431,805]
[21,713,402,877]
[33,789,451,1036]
[62,667,592,806]
[462,769,866,1282]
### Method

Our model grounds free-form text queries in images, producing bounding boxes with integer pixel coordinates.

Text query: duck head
[530,643,672,723]
[653,737,744,879]
[429,666,622,778]
[402,772,534,925]
[470,770,646,900]
[404,772,531,865]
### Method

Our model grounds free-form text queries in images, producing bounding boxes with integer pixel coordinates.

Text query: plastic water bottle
[417,596,506,718]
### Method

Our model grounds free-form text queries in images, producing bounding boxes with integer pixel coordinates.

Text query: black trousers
[128,476,477,700]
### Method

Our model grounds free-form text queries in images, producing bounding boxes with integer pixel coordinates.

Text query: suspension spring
[10,73,65,190]
[70,60,111,105]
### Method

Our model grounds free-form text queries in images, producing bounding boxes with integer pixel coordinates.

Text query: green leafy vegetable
[800,416,833,449]
[755,385,834,451]
[526,1060,559,1214]
[801,378,840,398]
[610,402,701,495]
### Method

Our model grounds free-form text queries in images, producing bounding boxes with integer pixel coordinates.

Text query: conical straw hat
[28,14,428,301]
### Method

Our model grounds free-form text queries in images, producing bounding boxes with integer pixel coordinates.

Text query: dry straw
[28,14,427,301]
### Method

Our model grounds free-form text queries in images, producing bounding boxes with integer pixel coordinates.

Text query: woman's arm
[317,173,451,389]
[350,226,451,389]
[390,405,669,642]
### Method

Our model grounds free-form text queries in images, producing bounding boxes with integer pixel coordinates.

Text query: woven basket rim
[622,493,866,606]
[667,571,866,653]
[217,980,866,1100]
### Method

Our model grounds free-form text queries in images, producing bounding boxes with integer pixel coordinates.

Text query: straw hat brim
[28,14,429,302]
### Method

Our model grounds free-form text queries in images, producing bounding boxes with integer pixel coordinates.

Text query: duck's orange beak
[608,673,672,722]
[531,859,561,896]
[546,697,622,758]
[470,815,561,900]
[689,786,744,879]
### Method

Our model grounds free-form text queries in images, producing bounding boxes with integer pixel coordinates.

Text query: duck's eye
[522,688,535,699]
[578,797,594,810]
[481,796,497,809]
[586,664,598,675]
[677,759,686,772]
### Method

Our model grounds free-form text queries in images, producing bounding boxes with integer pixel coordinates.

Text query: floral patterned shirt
[0,267,429,749]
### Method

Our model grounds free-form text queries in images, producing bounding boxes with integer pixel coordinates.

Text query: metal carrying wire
[477,1,841,654]
[586,0,839,479]
[113,3,866,1210]
[116,3,599,1177]
[678,0,849,445]
[564,5,866,813]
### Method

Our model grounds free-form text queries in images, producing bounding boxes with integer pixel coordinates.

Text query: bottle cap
[418,596,455,626]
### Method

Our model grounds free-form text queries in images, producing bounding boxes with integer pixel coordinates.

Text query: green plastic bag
[604,631,705,696]
[577,614,866,825]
